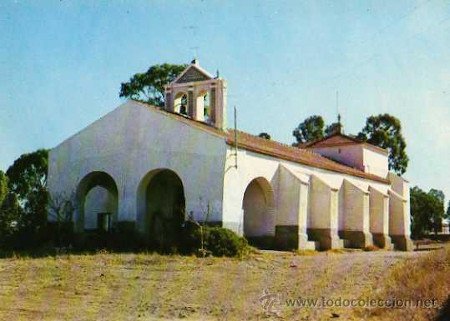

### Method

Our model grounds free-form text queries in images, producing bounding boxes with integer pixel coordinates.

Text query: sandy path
[0,250,424,321]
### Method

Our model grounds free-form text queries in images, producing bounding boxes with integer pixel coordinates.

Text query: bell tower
[164,59,227,130]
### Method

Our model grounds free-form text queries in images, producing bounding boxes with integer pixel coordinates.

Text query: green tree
[410,186,446,238]
[293,115,325,145]
[48,192,76,247]
[446,200,450,219]
[410,186,432,238]
[324,122,342,136]
[6,149,49,243]
[0,193,20,247]
[119,63,187,107]
[428,189,446,234]
[357,114,409,175]
[429,189,445,204]
[0,171,8,206]
[0,172,20,247]
[258,132,271,140]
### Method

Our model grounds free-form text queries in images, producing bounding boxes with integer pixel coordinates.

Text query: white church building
[48,60,413,251]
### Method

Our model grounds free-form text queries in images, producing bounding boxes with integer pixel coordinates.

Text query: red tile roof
[136,101,389,184]
[226,130,389,183]
[305,133,388,155]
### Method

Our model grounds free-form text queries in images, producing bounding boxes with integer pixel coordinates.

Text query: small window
[97,212,112,232]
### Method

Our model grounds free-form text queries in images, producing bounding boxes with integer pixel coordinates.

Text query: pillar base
[275,226,317,250]
[307,228,344,250]
[390,235,414,251]
[246,236,276,250]
[339,230,373,249]
[372,233,393,250]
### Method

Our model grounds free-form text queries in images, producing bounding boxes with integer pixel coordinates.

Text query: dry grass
[0,249,427,320]
[357,245,450,321]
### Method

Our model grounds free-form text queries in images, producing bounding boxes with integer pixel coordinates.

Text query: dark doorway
[145,169,185,249]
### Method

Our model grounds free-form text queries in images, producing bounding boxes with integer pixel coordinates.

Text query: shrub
[71,226,146,252]
[181,222,249,257]
[205,227,249,257]
[179,220,203,254]
[45,221,75,247]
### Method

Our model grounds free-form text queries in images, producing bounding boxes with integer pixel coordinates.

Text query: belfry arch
[195,90,211,123]
[164,59,227,130]
[242,177,276,247]
[173,92,188,115]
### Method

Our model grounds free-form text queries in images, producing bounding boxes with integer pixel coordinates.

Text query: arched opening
[174,92,188,115]
[196,90,211,122]
[75,171,118,232]
[242,177,275,248]
[136,169,186,249]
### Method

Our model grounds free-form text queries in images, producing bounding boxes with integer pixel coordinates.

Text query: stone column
[209,87,216,124]
[369,187,393,249]
[164,90,172,111]
[213,80,227,130]
[187,89,195,118]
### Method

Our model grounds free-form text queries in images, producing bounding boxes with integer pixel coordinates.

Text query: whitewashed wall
[222,145,392,236]
[311,145,388,179]
[363,148,389,178]
[48,100,411,249]
[311,145,364,171]
[48,101,227,228]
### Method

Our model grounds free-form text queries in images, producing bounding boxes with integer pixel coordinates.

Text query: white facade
[48,62,413,251]
[308,136,389,179]
[48,101,227,232]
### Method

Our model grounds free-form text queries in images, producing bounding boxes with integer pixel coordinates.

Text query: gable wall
[311,145,364,171]
[48,101,227,226]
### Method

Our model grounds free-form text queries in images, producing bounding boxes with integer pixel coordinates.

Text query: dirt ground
[0,249,432,321]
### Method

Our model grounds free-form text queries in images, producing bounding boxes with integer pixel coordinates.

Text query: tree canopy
[292,113,409,175]
[357,114,409,175]
[0,171,8,206]
[292,115,325,145]
[119,64,187,107]
[324,122,342,136]
[6,149,49,238]
[7,149,48,202]
[293,116,343,145]
[0,170,19,247]
[410,186,446,238]
[258,132,271,140]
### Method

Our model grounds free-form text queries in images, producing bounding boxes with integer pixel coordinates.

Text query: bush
[45,221,75,247]
[205,227,249,257]
[181,222,249,257]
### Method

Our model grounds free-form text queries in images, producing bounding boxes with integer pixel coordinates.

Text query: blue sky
[1,0,449,202]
